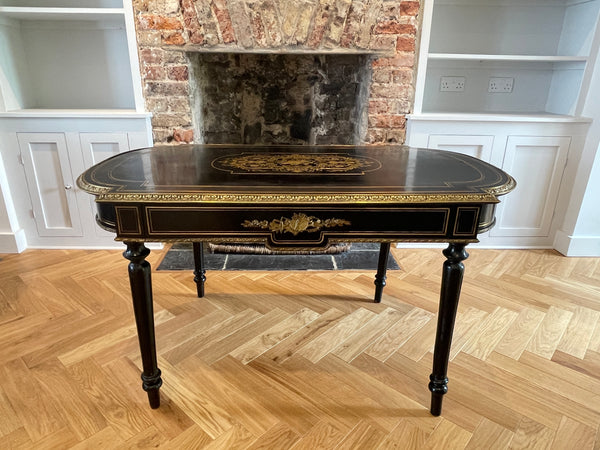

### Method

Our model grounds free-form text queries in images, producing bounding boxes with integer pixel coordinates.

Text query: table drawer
[136,206,478,245]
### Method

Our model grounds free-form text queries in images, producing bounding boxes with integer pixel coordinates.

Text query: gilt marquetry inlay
[212,152,381,174]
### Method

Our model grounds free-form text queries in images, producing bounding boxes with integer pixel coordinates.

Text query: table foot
[142,369,162,409]
[428,243,468,416]
[193,242,206,298]
[374,242,391,303]
[428,374,448,416]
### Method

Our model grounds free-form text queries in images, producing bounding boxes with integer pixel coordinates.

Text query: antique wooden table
[77,144,515,416]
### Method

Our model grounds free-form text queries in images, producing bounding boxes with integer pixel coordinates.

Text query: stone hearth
[132,0,421,145]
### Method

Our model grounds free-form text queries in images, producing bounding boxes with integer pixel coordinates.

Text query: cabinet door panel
[80,133,130,237]
[80,133,129,167]
[18,133,83,237]
[491,136,570,237]
[427,135,494,161]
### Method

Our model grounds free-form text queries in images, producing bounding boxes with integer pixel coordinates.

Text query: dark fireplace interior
[188,53,373,145]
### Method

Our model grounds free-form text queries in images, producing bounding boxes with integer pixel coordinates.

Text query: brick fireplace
[132,0,420,145]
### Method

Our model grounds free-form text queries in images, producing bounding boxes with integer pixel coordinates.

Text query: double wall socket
[440,76,465,92]
[488,77,514,93]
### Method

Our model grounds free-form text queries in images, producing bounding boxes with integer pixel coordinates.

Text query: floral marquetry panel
[212,153,382,175]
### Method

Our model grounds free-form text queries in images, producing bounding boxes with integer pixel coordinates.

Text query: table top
[77,144,515,205]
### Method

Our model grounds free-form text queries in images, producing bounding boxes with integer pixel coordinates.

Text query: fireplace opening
[188,52,374,145]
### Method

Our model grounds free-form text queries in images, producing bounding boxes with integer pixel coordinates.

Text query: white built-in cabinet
[407,0,600,248]
[492,135,571,238]
[18,132,84,238]
[0,1,152,250]
[16,130,136,243]
[1,119,151,249]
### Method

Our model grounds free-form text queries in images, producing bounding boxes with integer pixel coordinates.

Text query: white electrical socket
[440,76,465,92]
[488,77,514,93]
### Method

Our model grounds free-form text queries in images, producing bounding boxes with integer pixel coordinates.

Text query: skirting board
[554,230,600,257]
[0,229,27,253]
[0,237,163,253]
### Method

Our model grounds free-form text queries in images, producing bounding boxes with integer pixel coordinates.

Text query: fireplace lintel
[165,45,394,57]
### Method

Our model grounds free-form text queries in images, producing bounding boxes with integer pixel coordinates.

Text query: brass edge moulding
[76,174,112,194]
[485,175,517,196]
[96,192,500,204]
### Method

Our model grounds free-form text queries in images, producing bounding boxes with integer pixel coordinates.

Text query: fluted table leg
[429,243,468,416]
[374,242,391,303]
[193,242,206,298]
[123,241,162,409]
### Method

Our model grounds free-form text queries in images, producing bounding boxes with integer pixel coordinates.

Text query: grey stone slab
[157,245,400,271]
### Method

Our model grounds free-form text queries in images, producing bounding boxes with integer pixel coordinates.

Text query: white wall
[0,153,27,252]
[554,33,600,256]
[0,16,32,111]
[574,148,600,237]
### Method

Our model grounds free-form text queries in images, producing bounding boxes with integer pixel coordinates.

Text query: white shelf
[0,7,124,21]
[0,109,151,118]
[0,0,122,6]
[408,112,593,123]
[429,1,600,57]
[428,53,589,63]
[413,0,600,116]
[434,0,578,5]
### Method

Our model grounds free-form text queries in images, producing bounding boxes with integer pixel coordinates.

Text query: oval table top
[77,144,515,205]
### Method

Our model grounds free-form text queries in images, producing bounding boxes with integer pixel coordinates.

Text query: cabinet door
[17,133,83,237]
[427,135,494,161]
[491,136,570,237]
[79,133,130,237]
[80,133,130,167]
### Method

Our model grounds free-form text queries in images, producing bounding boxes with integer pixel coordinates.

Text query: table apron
[107,204,487,244]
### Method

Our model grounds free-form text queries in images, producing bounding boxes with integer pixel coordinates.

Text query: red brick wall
[132,0,421,144]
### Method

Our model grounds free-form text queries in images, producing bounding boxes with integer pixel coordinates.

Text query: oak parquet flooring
[378,419,432,449]
[464,417,513,450]
[0,247,599,449]
[281,355,402,433]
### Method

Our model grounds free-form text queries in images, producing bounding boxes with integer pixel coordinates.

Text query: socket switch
[440,76,465,92]
[488,77,514,93]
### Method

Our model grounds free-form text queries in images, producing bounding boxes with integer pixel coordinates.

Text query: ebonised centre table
[77,144,515,416]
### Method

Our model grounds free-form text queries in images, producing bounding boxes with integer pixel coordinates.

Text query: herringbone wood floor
[0,246,599,449]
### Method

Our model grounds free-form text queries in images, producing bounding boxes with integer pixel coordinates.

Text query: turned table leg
[123,242,162,409]
[193,242,206,298]
[374,242,391,303]
[429,243,468,416]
